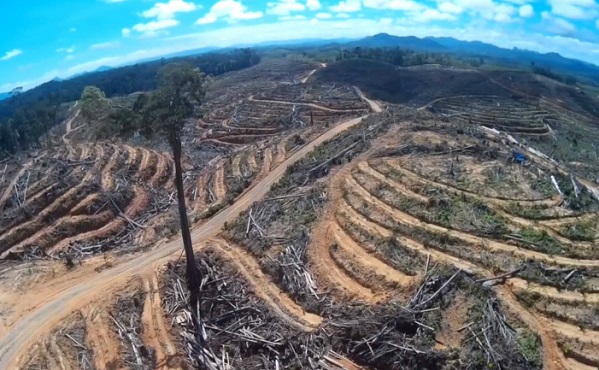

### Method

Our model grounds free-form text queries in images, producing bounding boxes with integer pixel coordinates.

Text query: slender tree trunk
[45,120,51,149]
[170,131,201,315]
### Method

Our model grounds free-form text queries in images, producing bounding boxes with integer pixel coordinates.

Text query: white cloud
[330,0,361,12]
[197,1,263,24]
[132,19,179,33]
[69,27,77,33]
[122,0,194,37]
[336,12,351,17]
[142,0,198,20]
[280,14,306,20]
[519,4,533,17]
[548,0,598,20]
[316,12,333,18]
[306,0,321,10]
[65,55,74,61]
[438,2,463,14]
[267,0,305,16]
[363,0,424,11]
[543,14,577,35]
[453,0,495,12]
[411,8,457,21]
[56,46,76,53]
[103,0,126,3]
[596,18,599,29]
[495,3,515,21]
[1,49,23,61]
[91,41,121,49]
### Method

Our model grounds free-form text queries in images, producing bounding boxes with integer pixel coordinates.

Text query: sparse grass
[504,202,559,220]
[517,330,542,368]
[517,228,563,255]
[559,219,597,242]
[363,174,509,237]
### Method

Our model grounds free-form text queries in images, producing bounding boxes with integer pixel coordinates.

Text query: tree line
[531,64,578,86]
[0,49,260,156]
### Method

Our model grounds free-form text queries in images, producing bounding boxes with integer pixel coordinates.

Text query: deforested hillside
[1,56,598,370]
[318,59,599,120]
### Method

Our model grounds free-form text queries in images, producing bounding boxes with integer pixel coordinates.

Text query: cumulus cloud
[487,3,515,22]
[439,0,515,22]
[125,0,197,37]
[330,0,361,12]
[519,4,533,17]
[280,14,306,20]
[133,19,179,33]
[438,2,463,14]
[267,0,305,16]
[542,12,577,35]
[316,12,333,18]
[306,0,322,10]
[548,0,598,20]
[142,0,198,20]
[410,8,457,21]
[363,0,424,11]
[1,49,22,61]
[197,0,263,24]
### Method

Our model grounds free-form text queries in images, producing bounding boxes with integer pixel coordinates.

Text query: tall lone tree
[142,62,207,321]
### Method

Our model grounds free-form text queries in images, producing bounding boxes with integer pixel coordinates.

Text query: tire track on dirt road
[140,272,180,369]
[0,110,373,369]
[83,307,122,370]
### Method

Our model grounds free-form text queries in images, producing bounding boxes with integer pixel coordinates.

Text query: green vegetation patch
[559,219,598,242]
[516,227,563,255]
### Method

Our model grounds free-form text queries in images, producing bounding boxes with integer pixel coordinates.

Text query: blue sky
[1,0,598,91]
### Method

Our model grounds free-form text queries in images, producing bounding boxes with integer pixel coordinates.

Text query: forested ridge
[0,48,260,156]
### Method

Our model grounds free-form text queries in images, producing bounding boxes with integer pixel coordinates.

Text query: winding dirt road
[248,95,366,113]
[0,91,381,368]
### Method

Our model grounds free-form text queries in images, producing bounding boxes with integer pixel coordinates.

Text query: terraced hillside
[217,109,599,369]
[196,62,368,146]
[0,143,171,259]
[329,125,599,369]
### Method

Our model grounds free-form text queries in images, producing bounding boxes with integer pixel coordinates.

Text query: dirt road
[354,87,382,113]
[0,112,373,369]
[248,95,365,113]
[61,104,80,146]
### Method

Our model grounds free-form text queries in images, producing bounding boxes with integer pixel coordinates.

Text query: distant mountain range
[63,65,114,81]
[346,34,446,51]
[7,32,599,98]
[344,33,599,84]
